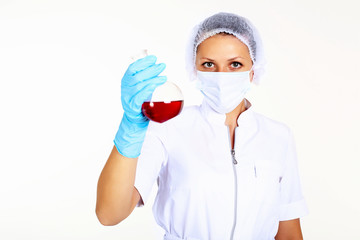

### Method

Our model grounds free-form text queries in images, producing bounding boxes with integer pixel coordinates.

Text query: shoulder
[251,111,292,143]
[147,105,202,134]
[163,104,202,126]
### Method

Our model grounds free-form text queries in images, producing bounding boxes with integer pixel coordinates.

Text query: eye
[202,62,214,68]
[231,62,242,68]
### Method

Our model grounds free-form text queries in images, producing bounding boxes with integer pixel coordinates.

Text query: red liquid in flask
[142,100,184,123]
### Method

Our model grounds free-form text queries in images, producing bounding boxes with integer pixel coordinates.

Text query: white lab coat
[135,100,308,240]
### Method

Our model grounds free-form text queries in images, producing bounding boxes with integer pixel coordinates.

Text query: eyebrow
[200,56,248,61]
[227,56,247,61]
[200,57,215,61]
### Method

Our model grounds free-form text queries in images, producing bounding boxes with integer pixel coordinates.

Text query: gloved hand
[114,55,167,158]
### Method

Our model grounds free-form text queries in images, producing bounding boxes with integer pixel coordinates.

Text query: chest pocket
[253,159,282,205]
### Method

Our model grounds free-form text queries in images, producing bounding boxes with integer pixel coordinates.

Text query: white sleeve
[279,130,309,221]
[134,123,167,207]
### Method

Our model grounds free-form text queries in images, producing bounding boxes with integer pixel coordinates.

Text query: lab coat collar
[200,98,259,151]
[200,98,257,128]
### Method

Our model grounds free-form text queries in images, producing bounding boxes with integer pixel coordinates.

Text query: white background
[1,0,359,239]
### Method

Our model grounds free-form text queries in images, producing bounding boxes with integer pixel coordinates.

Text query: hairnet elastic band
[194,28,255,65]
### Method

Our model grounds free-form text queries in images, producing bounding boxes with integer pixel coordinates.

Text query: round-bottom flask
[141,81,184,123]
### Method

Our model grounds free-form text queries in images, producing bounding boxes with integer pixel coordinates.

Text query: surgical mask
[196,70,252,114]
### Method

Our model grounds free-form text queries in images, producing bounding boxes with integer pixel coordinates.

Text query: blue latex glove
[114,55,167,158]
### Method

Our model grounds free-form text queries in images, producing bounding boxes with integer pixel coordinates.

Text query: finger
[126,55,157,75]
[132,63,166,84]
[124,112,149,125]
[129,75,167,97]
[128,76,167,109]
[122,75,167,112]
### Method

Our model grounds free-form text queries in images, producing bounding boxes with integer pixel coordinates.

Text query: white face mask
[196,70,252,114]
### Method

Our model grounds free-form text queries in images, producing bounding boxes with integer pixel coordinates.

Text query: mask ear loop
[242,69,256,178]
[249,66,255,83]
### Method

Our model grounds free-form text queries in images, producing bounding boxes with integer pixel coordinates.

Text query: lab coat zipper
[228,128,238,240]
[231,149,237,164]
[230,148,238,240]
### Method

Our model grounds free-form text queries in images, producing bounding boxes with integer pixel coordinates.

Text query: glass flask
[132,50,184,123]
[141,81,184,123]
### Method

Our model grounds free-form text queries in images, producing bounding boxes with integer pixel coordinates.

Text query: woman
[96,12,308,240]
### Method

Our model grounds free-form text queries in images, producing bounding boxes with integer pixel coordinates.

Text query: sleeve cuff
[279,198,309,221]
[134,180,154,208]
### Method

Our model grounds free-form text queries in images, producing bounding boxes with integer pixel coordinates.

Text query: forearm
[275,218,303,240]
[96,55,165,226]
[96,145,139,225]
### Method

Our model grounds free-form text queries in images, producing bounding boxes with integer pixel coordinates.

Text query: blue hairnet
[186,12,266,84]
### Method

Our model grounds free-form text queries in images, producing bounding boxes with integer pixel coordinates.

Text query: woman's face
[195,33,254,81]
